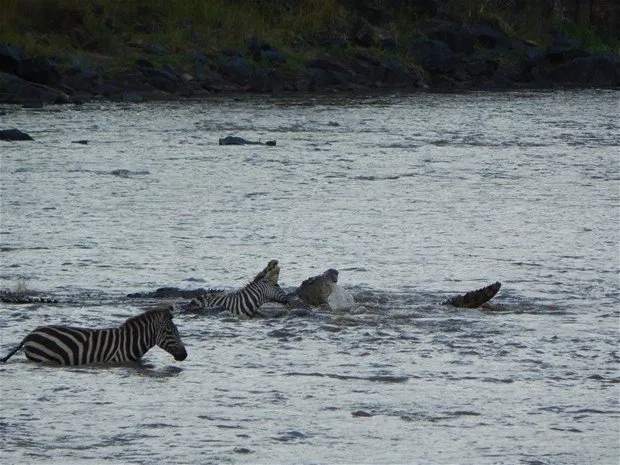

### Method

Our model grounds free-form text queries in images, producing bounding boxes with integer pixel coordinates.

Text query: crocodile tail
[1,340,25,362]
[443,281,502,308]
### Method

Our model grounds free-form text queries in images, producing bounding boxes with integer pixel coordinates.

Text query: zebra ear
[168,303,182,318]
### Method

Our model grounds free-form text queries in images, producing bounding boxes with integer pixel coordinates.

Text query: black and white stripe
[1,308,187,365]
[187,275,290,318]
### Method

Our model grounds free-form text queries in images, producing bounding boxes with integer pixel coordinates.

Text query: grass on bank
[0,0,617,77]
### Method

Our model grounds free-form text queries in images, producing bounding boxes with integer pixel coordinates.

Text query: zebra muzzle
[174,347,188,361]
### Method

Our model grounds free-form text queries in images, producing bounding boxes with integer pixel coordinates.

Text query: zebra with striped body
[1,308,187,365]
[187,273,291,318]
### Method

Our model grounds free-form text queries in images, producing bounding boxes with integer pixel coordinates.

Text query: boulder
[141,66,180,93]
[16,57,61,86]
[0,43,24,74]
[219,136,275,146]
[411,39,457,73]
[427,25,476,55]
[546,36,589,64]
[548,55,620,87]
[0,72,68,104]
[0,128,34,141]
[220,56,254,85]
[469,24,512,50]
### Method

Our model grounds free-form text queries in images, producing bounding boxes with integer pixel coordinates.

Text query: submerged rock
[0,128,33,141]
[219,136,276,146]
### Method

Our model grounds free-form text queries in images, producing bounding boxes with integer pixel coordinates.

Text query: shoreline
[1,5,618,106]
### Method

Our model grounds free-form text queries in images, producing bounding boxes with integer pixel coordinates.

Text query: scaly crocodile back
[442,282,502,308]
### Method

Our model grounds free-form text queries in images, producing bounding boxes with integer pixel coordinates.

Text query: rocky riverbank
[1,8,618,104]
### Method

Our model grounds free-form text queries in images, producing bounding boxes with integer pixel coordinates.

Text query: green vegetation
[1,0,617,75]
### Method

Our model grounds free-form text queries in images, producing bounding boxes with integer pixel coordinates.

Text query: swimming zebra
[186,272,291,318]
[0,308,187,365]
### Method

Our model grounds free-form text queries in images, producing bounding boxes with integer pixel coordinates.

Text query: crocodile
[294,270,501,310]
[0,291,58,304]
[293,268,340,307]
[126,259,282,301]
[441,281,502,308]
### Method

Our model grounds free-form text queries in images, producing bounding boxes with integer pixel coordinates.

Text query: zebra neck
[114,320,157,362]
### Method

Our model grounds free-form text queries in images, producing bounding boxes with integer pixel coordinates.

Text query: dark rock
[0,72,68,104]
[194,65,225,91]
[0,43,25,74]
[466,58,499,77]
[147,43,172,55]
[300,64,351,90]
[548,55,620,87]
[356,51,381,66]
[249,68,283,92]
[220,56,254,85]
[136,58,155,68]
[380,35,398,51]
[352,22,375,47]
[353,2,392,26]
[22,102,44,109]
[245,36,260,51]
[262,49,286,65]
[526,46,545,62]
[428,26,476,55]
[219,136,273,145]
[247,68,269,91]
[380,56,421,86]
[296,68,328,91]
[321,38,349,49]
[411,39,457,73]
[387,0,438,16]
[122,92,146,102]
[469,24,512,50]
[64,69,99,92]
[220,48,243,58]
[141,66,180,92]
[0,128,34,141]
[66,54,89,73]
[546,36,589,64]
[306,56,360,88]
[16,57,61,86]
[114,72,159,92]
[190,50,212,66]
[94,80,124,98]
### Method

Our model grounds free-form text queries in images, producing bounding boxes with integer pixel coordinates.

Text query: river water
[0,90,618,464]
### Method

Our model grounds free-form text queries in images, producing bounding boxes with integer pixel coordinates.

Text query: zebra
[186,272,291,318]
[1,307,187,365]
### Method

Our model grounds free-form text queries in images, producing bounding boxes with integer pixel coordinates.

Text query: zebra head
[253,259,280,284]
[154,309,187,361]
